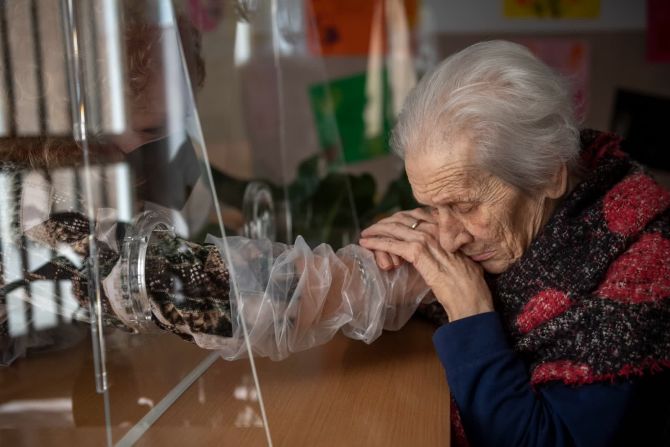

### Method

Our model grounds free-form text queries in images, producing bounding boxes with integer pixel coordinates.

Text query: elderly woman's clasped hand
[359,208,494,322]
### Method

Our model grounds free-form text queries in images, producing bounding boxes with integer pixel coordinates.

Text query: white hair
[391,40,581,193]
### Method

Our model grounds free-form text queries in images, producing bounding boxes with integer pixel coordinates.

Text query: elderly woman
[359,40,670,446]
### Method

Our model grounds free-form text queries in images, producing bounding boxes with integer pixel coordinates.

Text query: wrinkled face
[405,134,552,274]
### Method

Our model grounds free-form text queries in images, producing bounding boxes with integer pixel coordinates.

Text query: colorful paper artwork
[503,0,600,19]
[516,39,590,120]
[309,71,394,164]
[306,0,418,56]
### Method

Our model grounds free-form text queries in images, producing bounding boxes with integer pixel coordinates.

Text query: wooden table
[1,319,450,446]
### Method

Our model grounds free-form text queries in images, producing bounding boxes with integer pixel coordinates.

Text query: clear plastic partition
[189,0,449,446]
[2,0,450,446]
[0,0,268,445]
[204,0,424,247]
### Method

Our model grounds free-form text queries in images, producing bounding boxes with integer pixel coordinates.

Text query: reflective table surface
[1,318,450,446]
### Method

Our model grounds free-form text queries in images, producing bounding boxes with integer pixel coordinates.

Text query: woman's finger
[360,221,436,245]
[361,208,436,237]
[359,237,441,284]
[390,253,403,267]
[374,250,394,270]
[362,215,417,235]
[359,207,437,273]
[372,249,402,270]
[415,221,438,238]
[405,207,437,225]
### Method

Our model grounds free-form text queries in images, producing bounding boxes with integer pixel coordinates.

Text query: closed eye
[452,202,477,214]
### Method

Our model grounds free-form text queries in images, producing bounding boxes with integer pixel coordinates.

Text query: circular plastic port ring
[119,211,175,332]
[242,181,276,241]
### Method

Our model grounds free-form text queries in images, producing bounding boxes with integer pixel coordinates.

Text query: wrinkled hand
[361,208,437,271]
[359,209,493,322]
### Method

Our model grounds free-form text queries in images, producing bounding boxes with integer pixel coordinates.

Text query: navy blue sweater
[432,312,670,446]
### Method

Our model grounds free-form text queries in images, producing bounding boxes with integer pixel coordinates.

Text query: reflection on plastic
[234,374,263,428]
[137,397,155,409]
[0,398,74,427]
[0,163,132,337]
[197,377,206,404]
[243,181,276,241]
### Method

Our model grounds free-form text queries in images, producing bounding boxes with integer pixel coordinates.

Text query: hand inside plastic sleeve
[2,211,431,361]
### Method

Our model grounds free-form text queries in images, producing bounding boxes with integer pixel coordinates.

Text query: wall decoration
[306,0,418,56]
[504,0,600,19]
[309,70,394,164]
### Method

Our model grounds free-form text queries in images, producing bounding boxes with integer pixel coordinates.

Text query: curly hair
[0,136,123,169]
[123,1,206,100]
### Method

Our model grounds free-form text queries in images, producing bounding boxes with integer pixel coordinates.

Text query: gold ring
[410,219,422,230]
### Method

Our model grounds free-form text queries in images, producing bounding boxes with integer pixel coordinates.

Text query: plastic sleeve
[198,235,431,360]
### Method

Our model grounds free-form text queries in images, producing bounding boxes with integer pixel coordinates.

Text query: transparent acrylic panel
[1,0,449,445]
[192,0,451,445]
[204,0,366,248]
[0,0,269,445]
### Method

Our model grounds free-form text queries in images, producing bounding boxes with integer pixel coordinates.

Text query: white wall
[422,0,645,33]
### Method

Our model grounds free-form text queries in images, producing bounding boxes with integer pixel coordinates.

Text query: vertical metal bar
[0,3,5,283]
[43,169,64,324]
[13,174,34,335]
[109,163,133,223]
[0,173,29,337]
[79,0,101,135]
[0,1,16,136]
[29,1,59,324]
[7,0,40,135]
[30,0,47,133]
[37,0,71,135]
[0,2,8,137]
[98,0,125,135]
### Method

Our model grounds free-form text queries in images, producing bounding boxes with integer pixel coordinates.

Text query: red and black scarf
[497,129,670,386]
[422,130,670,445]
